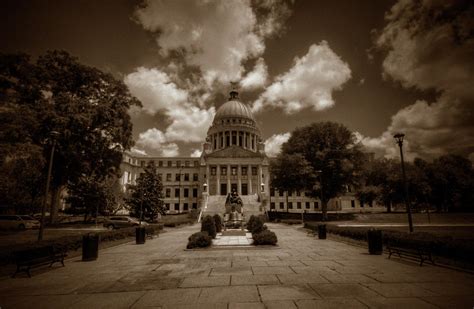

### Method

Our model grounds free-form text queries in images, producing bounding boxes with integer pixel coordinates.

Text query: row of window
[270,201,319,210]
[140,173,200,182]
[165,203,198,211]
[210,166,258,176]
[138,160,200,168]
[270,189,306,197]
[164,188,199,198]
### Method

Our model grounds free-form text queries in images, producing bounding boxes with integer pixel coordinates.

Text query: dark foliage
[186,231,212,249]
[213,214,223,233]
[253,230,278,246]
[201,215,216,239]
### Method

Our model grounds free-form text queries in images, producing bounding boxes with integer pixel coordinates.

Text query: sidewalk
[1,223,473,308]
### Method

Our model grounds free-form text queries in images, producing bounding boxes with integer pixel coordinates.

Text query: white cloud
[252,41,351,114]
[368,0,474,161]
[130,147,148,156]
[264,132,291,157]
[164,105,216,143]
[124,67,188,115]
[136,128,179,157]
[190,149,202,158]
[240,58,268,90]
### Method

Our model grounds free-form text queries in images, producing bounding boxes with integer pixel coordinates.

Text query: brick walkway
[1,223,473,308]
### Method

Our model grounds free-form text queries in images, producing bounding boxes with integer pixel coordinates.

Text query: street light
[394,133,414,233]
[38,131,60,241]
[315,170,324,221]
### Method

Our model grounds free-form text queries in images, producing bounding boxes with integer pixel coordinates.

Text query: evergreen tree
[125,162,165,221]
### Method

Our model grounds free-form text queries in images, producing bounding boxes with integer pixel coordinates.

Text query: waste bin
[136,227,146,244]
[368,229,383,255]
[82,234,99,261]
[318,224,327,239]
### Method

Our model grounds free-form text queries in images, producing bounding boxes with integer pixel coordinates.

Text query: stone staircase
[201,194,263,222]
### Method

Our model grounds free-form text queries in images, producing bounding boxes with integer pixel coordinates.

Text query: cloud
[130,147,148,156]
[240,58,268,90]
[368,0,474,161]
[190,149,202,158]
[264,132,291,157]
[124,67,188,115]
[136,128,179,157]
[134,0,292,87]
[164,105,215,142]
[252,41,351,114]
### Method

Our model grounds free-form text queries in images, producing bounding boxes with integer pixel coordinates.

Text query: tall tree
[125,162,165,221]
[0,51,140,219]
[278,122,364,220]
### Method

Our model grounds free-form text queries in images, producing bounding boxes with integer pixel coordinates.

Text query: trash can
[318,224,327,239]
[136,227,146,244]
[368,229,383,255]
[82,234,99,261]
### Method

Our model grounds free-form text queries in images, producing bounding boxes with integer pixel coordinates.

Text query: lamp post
[38,131,60,241]
[139,191,145,225]
[315,170,324,220]
[394,133,414,233]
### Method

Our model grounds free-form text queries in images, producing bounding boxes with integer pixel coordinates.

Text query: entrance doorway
[231,183,238,194]
[220,183,227,195]
[241,184,248,195]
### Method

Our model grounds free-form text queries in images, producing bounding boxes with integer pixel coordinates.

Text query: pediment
[205,146,264,158]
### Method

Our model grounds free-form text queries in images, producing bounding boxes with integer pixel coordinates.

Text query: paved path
[1,223,473,308]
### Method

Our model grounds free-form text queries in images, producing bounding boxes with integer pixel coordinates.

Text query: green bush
[253,230,278,245]
[201,215,217,238]
[246,215,257,232]
[187,231,212,249]
[213,214,223,233]
[247,215,267,234]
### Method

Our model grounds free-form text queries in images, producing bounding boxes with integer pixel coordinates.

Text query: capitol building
[120,91,375,215]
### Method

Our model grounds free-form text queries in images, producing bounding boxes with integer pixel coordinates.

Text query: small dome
[214,100,255,123]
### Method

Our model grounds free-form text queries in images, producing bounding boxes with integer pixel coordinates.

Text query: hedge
[187,231,212,249]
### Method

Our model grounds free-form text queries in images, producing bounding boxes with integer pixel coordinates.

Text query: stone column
[237,165,242,195]
[216,165,221,195]
[206,164,210,195]
[227,164,231,194]
[248,164,253,194]
[258,165,262,195]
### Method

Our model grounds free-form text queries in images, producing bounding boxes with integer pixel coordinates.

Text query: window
[158,161,163,167]
[211,167,216,175]
[270,188,275,196]
[296,191,301,196]
[231,167,237,175]
[194,161,199,167]
[221,167,227,175]
[270,202,275,209]
[175,188,180,198]
[175,174,181,181]
[288,202,293,209]
[251,167,257,175]
[297,202,302,209]
[185,161,190,167]
[183,203,189,211]
[184,173,189,181]
[157,174,162,181]
[192,203,197,209]
[174,203,179,211]
[305,202,310,209]
[241,167,247,175]
[177,161,181,168]
[314,202,319,209]
[280,202,284,209]
[193,188,198,198]
[279,190,284,197]
[166,173,172,181]
[165,188,171,198]
[165,203,170,210]
[167,161,172,167]
[184,188,189,198]
[193,173,199,181]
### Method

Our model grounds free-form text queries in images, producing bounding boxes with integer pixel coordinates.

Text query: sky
[1,0,473,161]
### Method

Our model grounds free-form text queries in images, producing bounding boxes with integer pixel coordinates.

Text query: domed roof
[214,100,255,122]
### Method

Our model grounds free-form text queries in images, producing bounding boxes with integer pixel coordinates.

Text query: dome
[213,100,255,123]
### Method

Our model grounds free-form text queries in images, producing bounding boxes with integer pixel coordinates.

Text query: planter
[368,229,383,255]
[82,234,99,261]
[318,224,327,239]
[136,227,146,244]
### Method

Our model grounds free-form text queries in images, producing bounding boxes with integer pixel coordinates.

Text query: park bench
[145,227,157,239]
[387,244,435,266]
[12,245,67,278]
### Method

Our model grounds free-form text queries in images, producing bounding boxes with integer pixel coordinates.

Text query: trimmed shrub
[253,230,278,245]
[246,215,257,232]
[247,215,267,234]
[187,231,212,249]
[201,215,217,238]
[213,214,223,233]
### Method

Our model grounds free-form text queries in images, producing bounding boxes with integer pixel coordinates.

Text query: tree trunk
[387,201,392,213]
[321,199,328,221]
[49,186,62,224]
[285,191,289,213]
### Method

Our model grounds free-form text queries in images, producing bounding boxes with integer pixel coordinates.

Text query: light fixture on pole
[314,170,324,220]
[394,133,414,233]
[38,131,60,241]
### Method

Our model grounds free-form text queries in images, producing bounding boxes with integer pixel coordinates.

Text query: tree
[278,122,364,220]
[270,153,316,212]
[0,51,140,219]
[125,162,165,221]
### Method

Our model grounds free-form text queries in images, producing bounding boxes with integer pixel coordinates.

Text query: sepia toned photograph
[0,0,473,308]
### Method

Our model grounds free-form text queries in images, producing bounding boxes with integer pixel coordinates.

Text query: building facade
[120,91,381,214]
